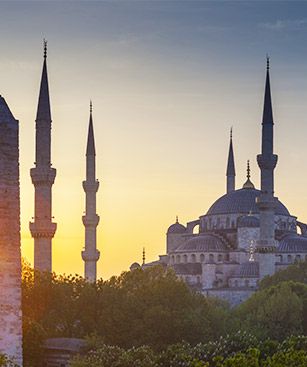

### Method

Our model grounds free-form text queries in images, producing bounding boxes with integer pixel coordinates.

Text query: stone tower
[30,41,57,272]
[226,128,235,193]
[256,57,278,278]
[81,102,100,282]
[0,96,23,365]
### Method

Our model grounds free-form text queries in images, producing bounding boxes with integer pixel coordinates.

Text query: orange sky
[2,2,307,279]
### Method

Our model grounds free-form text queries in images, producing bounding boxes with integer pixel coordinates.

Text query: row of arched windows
[278,254,307,263]
[171,253,230,264]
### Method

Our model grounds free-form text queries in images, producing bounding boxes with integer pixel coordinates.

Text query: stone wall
[0,98,22,365]
[205,288,255,307]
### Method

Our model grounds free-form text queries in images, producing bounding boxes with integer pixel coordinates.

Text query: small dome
[278,235,307,253]
[207,188,290,216]
[235,261,259,278]
[167,217,186,234]
[237,215,259,228]
[176,234,228,252]
[130,262,141,271]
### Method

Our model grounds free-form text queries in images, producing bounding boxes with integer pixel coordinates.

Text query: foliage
[22,263,228,365]
[259,260,307,290]
[0,355,18,367]
[232,282,306,340]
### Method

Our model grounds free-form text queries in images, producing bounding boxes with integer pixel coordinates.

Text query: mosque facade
[134,59,307,306]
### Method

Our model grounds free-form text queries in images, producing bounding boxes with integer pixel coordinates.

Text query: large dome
[207,188,290,216]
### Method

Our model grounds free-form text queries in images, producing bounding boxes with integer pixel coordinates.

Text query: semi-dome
[237,215,259,228]
[278,235,307,253]
[177,234,228,252]
[167,217,186,234]
[207,188,290,216]
[235,261,259,278]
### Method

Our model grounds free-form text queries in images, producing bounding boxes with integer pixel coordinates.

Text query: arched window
[171,255,175,264]
[217,217,220,228]
[279,255,283,263]
[245,280,249,287]
[234,280,238,287]
[200,254,205,262]
[209,254,214,262]
[197,276,201,283]
[296,254,301,262]
[225,253,230,261]
[218,254,223,262]
[226,217,230,228]
[183,254,188,263]
[287,254,292,263]
[176,254,181,263]
[191,254,196,263]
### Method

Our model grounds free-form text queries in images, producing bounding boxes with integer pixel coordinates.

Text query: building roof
[176,234,228,252]
[173,263,202,275]
[206,188,289,216]
[234,261,259,278]
[278,234,307,253]
[44,338,87,352]
[237,215,259,228]
[0,96,17,124]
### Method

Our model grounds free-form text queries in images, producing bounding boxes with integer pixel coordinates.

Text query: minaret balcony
[256,154,278,170]
[82,249,100,262]
[82,214,100,227]
[82,180,99,193]
[30,167,56,186]
[29,221,57,238]
[256,195,277,211]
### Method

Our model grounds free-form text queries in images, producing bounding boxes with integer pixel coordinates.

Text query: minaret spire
[82,101,100,282]
[226,127,236,193]
[256,57,278,278]
[30,41,57,272]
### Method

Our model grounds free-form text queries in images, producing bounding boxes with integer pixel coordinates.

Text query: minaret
[29,40,57,272]
[226,127,235,193]
[0,96,23,365]
[82,102,100,282]
[256,57,278,278]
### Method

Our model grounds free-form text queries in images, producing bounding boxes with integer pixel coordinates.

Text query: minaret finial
[142,247,146,265]
[176,215,178,223]
[230,126,233,140]
[90,100,92,114]
[43,39,47,60]
[266,54,270,70]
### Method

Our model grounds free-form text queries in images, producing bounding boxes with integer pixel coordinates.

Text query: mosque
[132,58,307,306]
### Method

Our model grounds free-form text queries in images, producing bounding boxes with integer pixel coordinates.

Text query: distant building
[135,59,307,306]
[43,338,87,367]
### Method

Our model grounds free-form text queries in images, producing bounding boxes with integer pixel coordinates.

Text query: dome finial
[176,215,178,223]
[43,38,47,60]
[142,247,146,265]
[243,159,255,189]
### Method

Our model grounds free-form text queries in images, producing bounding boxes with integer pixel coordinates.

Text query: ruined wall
[0,98,22,365]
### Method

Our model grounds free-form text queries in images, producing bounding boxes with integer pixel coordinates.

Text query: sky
[1,0,307,279]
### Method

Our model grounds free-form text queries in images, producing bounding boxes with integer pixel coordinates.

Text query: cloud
[259,19,307,31]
